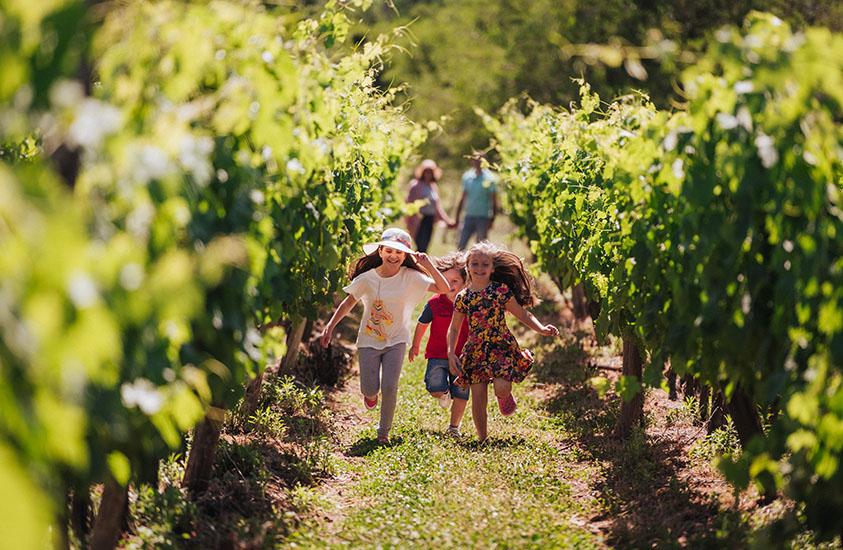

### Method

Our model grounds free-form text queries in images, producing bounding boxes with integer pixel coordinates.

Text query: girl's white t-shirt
[344,267,434,350]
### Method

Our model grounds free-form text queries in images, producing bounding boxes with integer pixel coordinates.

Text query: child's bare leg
[493,378,512,400]
[450,398,468,428]
[470,383,488,441]
[429,391,446,398]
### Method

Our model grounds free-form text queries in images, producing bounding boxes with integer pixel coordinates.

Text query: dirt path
[284,293,768,548]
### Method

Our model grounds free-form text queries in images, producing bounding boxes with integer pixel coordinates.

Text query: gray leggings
[358,343,406,439]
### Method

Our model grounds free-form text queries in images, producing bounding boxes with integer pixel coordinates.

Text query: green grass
[286,356,602,549]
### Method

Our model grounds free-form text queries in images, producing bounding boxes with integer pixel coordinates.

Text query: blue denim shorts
[424,358,470,400]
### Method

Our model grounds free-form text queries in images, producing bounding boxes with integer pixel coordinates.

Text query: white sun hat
[363,227,416,255]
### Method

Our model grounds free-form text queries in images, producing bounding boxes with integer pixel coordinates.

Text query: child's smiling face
[467,252,493,283]
[442,267,466,299]
[378,245,406,267]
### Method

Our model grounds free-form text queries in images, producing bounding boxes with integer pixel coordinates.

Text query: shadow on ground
[532,333,746,548]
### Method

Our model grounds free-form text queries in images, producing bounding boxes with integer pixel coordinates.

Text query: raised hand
[415,252,434,268]
[541,324,560,337]
[320,325,334,348]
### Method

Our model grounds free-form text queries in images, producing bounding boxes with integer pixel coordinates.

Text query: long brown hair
[466,242,537,307]
[433,251,467,282]
[348,247,425,280]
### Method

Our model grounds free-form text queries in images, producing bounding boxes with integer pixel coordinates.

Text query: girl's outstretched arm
[504,297,559,337]
[320,294,358,347]
[447,310,466,376]
[415,253,451,293]
[409,322,428,362]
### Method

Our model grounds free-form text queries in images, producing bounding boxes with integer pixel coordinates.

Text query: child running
[409,252,471,436]
[447,242,559,442]
[320,228,450,444]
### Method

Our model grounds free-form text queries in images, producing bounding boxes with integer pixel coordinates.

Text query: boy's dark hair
[433,251,467,281]
[466,242,538,307]
[348,248,424,280]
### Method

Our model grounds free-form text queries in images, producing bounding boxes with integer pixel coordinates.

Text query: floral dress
[454,281,533,385]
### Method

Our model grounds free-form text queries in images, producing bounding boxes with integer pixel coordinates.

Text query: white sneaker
[447,425,461,437]
[438,392,451,409]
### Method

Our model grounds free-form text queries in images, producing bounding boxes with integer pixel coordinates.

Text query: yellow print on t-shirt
[365,299,393,341]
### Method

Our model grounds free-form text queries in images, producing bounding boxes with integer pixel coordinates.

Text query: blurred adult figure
[405,159,456,253]
[455,152,497,250]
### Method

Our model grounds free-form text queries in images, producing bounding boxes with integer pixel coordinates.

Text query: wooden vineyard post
[615,336,644,439]
[727,386,763,448]
[89,477,129,550]
[183,406,227,494]
[571,283,590,321]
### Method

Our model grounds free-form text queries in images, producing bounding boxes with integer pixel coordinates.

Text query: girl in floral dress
[447,242,559,442]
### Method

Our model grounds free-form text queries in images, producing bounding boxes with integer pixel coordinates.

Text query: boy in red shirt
[409,253,470,436]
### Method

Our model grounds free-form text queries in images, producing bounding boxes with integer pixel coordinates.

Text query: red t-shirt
[419,294,469,359]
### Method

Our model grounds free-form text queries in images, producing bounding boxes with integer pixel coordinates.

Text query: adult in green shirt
[455,152,498,250]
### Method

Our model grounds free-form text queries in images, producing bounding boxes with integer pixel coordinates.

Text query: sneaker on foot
[364,394,378,409]
[447,425,461,437]
[497,394,517,416]
[377,434,389,444]
[437,392,451,409]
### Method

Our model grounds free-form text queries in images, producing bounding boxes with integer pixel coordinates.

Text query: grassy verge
[285,348,603,549]
[119,365,349,548]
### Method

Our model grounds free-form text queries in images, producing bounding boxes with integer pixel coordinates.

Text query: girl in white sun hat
[320,227,450,444]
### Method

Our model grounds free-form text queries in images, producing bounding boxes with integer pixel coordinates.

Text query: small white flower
[715,28,732,43]
[716,112,738,130]
[736,106,753,131]
[68,272,99,308]
[126,202,155,238]
[671,158,685,179]
[134,145,173,182]
[179,135,214,186]
[754,132,778,168]
[741,293,751,314]
[69,99,123,149]
[50,80,85,108]
[313,138,331,155]
[173,203,191,226]
[119,263,144,291]
[286,158,305,175]
[164,320,181,341]
[663,131,678,152]
[734,80,754,94]
[783,240,794,252]
[745,35,763,49]
[249,189,264,204]
[244,327,262,361]
[261,50,274,64]
[121,378,164,415]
